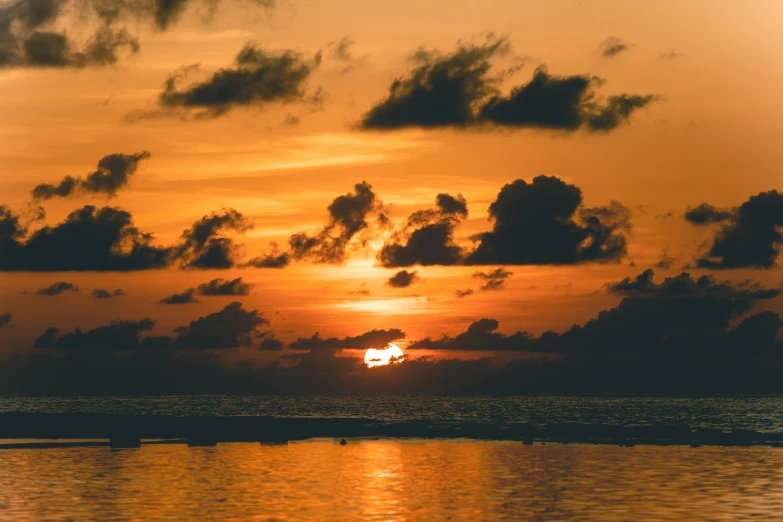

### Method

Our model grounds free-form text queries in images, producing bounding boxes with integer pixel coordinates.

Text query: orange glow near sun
[364,343,404,368]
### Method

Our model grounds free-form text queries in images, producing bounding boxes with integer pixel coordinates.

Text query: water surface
[0,440,780,521]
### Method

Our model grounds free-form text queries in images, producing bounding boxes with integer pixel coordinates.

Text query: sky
[1,0,782,393]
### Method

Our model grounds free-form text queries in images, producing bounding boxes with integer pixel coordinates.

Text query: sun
[364,343,404,368]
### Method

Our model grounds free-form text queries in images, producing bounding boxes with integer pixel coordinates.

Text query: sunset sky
[1,0,782,392]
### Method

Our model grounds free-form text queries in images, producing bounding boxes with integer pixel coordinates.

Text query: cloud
[480,67,656,132]
[290,182,386,264]
[0,0,276,69]
[660,49,685,60]
[258,332,285,352]
[361,36,655,132]
[32,151,151,201]
[654,249,676,269]
[326,36,366,74]
[160,289,198,305]
[34,319,167,351]
[410,318,533,351]
[413,270,781,354]
[377,193,467,267]
[5,270,782,394]
[598,37,633,58]
[35,281,79,296]
[197,277,254,296]
[386,269,420,288]
[466,176,631,265]
[243,243,290,268]
[688,191,783,268]
[0,313,12,328]
[137,44,321,119]
[0,204,172,271]
[176,209,252,269]
[173,302,269,349]
[455,288,474,298]
[91,288,126,299]
[361,34,510,129]
[473,267,512,291]
[684,203,734,225]
[288,328,405,351]
[0,0,140,69]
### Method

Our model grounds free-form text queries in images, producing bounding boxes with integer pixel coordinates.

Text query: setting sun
[364,343,405,368]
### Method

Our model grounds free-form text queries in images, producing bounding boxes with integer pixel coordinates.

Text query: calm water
[0,440,781,521]
[1,394,782,432]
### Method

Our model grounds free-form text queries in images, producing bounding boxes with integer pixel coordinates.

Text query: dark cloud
[361,34,509,128]
[0,0,276,69]
[455,288,474,298]
[479,279,505,291]
[142,44,321,118]
[466,176,631,265]
[361,37,655,132]
[0,205,171,271]
[176,209,252,269]
[688,191,783,268]
[160,288,198,305]
[473,267,513,291]
[598,37,633,58]
[414,270,781,355]
[654,249,676,269]
[377,193,466,267]
[684,203,734,225]
[32,151,151,201]
[386,269,420,288]
[197,277,254,296]
[34,319,166,351]
[289,328,405,351]
[4,270,782,393]
[258,333,284,351]
[0,313,12,328]
[0,0,140,69]
[290,182,386,264]
[35,281,79,296]
[480,67,656,132]
[410,318,533,351]
[173,302,269,350]
[243,243,290,268]
[91,288,126,299]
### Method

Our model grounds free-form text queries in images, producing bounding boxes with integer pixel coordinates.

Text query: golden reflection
[0,441,781,521]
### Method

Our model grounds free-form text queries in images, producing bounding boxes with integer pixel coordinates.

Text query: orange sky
[1,0,782,361]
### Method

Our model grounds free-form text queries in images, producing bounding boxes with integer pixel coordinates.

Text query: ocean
[0,395,781,521]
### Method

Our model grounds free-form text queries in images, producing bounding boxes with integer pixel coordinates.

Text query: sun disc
[364,343,404,368]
